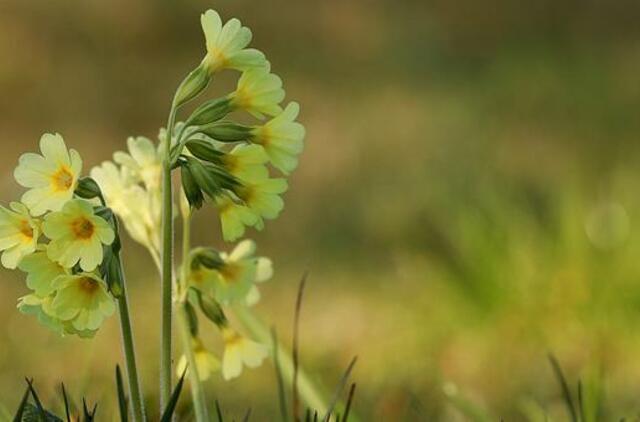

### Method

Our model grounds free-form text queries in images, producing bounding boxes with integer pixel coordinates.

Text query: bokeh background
[2,0,640,419]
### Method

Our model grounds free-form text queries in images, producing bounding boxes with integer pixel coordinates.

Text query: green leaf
[160,369,187,422]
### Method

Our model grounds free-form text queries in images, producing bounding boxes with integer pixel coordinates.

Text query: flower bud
[198,122,253,142]
[174,63,211,108]
[192,248,224,270]
[187,97,233,126]
[191,287,228,328]
[104,252,124,298]
[75,177,103,200]
[181,164,205,210]
[184,302,199,337]
[185,139,224,164]
[182,156,223,199]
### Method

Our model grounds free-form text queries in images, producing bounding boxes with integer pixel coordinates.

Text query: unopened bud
[174,64,211,108]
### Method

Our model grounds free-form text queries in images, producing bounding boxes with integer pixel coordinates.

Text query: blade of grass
[160,369,187,422]
[323,357,358,422]
[12,384,30,422]
[548,354,578,422]
[342,384,357,422]
[272,327,290,422]
[26,379,47,419]
[215,400,224,422]
[116,366,129,422]
[242,408,252,422]
[293,272,308,422]
[61,383,71,422]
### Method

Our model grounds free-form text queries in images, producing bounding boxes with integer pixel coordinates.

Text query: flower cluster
[91,136,163,259]
[1,134,120,337]
[174,9,306,242]
[176,240,272,380]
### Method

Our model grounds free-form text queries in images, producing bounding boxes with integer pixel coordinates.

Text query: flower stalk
[115,257,146,422]
[160,102,178,407]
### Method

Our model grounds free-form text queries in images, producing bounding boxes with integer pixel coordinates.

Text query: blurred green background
[2,0,640,419]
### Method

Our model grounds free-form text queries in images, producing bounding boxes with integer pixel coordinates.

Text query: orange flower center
[79,277,99,294]
[71,217,95,240]
[19,220,34,239]
[51,166,74,192]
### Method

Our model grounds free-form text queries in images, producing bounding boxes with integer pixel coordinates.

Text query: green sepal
[174,63,212,108]
[187,97,232,127]
[190,287,228,328]
[74,177,103,201]
[180,165,205,210]
[185,138,225,165]
[184,301,199,337]
[198,121,253,142]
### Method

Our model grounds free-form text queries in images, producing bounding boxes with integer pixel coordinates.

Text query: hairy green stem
[231,305,329,415]
[179,209,210,421]
[116,260,146,422]
[160,103,178,408]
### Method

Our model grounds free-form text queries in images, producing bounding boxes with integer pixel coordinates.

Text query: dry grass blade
[292,271,309,422]
[12,384,30,422]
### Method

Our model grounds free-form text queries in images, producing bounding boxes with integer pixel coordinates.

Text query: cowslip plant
[1,8,323,422]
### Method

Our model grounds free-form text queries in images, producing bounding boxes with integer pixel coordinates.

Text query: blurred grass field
[2,0,640,419]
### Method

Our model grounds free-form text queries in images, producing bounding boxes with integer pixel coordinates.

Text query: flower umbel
[0,202,39,269]
[43,199,115,271]
[14,133,82,216]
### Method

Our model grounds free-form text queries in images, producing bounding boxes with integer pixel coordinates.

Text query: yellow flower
[14,133,82,216]
[251,102,306,174]
[200,9,266,73]
[49,273,115,332]
[211,240,259,304]
[91,161,161,253]
[113,137,162,191]
[43,199,115,271]
[176,338,221,381]
[221,327,269,380]
[236,174,288,229]
[229,64,285,119]
[222,144,269,181]
[0,202,39,269]
[18,247,67,297]
[245,256,273,307]
[216,196,260,242]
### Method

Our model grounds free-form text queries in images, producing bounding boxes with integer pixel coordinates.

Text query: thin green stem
[178,208,210,421]
[231,305,329,415]
[177,308,209,421]
[116,259,146,422]
[160,103,178,408]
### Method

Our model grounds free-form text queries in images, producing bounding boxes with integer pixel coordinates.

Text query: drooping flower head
[221,327,269,380]
[222,144,269,181]
[43,199,115,271]
[14,133,82,216]
[251,102,306,174]
[216,196,260,242]
[0,202,39,269]
[229,64,285,119]
[49,273,115,332]
[200,10,266,74]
